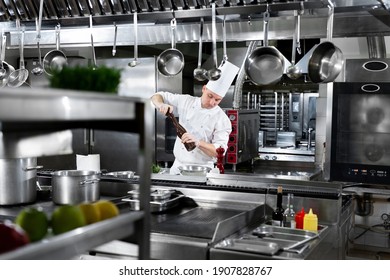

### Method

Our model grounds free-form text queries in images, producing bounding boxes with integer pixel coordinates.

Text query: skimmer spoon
[31,0,44,76]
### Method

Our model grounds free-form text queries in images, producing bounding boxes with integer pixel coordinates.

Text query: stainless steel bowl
[178,165,211,176]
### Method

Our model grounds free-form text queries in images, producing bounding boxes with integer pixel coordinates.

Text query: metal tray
[214,238,280,256]
[122,192,184,213]
[252,225,321,251]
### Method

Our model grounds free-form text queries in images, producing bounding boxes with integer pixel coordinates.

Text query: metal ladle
[8,26,29,88]
[90,15,97,70]
[207,2,221,81]
[0,33,6,80]
[31,0,44,76]
[0,33,14,88]
[129,12,139,67]
[193,18,207,81]
[286,8,302,80]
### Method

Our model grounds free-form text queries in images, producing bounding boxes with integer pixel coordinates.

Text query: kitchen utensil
[219,15,228,67]
[51,170,100,205]
[0,158,42,206]
[166,111,196,151]
[105,171,135,179]
[245,5,285,85]
[307,0,344,83]
[193,17,207,81]
[31,0,44,76]
[286,8,302,80]
[0,33,13,87]
[8,27,29,88]
[177,165,211,176]
[112,22,117,56]
[129,12,139,67]
[157,18,184,76]
[0,34,5,80]
[207,2,221,81]
[43,24,68,76]
[89,15,97,69]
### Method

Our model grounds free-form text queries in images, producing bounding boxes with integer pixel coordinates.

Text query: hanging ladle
[286,7,302,80]
[31,0,44,76]
[207,2,221,81]
[129,12,139,67]
[90,15,97,69]
[8,25,29,88]
[0,33,6,80]
[193,17,207,81]
[219,15,228,67]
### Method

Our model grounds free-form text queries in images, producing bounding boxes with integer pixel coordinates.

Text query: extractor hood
[0,0,389,49]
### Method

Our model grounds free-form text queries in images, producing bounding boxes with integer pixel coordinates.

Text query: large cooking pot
[307,2,344,83]
[0,158,41,205]
[157,18,184,77]
[52,170,100,205]
[245,8,285,86]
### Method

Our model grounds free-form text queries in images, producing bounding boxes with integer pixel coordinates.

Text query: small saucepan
[245,8,285,86]
[43,24,67,76]
[157,18,184,77]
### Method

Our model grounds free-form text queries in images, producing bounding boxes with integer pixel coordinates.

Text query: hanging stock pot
[0,158,42,206]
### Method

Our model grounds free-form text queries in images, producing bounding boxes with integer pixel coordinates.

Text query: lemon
[94,200,119,221]
[51,205,86,235]
[15,207,49,242]
[78,202,101,224]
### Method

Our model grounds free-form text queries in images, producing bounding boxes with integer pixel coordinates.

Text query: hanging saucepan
[157,18,184,76]
[43,24,68,76]
[245,6,285,85]
[307,1,344,83]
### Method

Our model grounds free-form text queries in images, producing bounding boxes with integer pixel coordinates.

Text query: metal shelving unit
[0,87,153,260]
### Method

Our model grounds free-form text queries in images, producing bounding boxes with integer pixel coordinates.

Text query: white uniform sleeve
[211,112,232,153]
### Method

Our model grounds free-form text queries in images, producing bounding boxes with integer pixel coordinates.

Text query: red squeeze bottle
[295,208,305,229]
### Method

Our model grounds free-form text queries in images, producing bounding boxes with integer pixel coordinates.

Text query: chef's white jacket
[157,92,232,174]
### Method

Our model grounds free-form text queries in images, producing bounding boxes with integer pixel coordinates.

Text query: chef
[151,61,240,175]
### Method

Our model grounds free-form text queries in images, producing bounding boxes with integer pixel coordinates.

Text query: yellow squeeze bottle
[303,208,318,232]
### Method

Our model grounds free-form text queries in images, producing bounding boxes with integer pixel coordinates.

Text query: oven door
[330,82,390,184]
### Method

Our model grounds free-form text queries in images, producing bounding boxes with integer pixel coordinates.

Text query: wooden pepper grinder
[216,146,225,174]
[166,112,196,152]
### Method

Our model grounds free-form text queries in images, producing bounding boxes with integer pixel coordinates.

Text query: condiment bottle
[166,112,196,152]
[303,208,318,232]
[295,207,305,229]
[283,193,296,228]
[271,186,284,227]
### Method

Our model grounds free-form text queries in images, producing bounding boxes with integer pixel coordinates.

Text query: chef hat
[206,61,240,98]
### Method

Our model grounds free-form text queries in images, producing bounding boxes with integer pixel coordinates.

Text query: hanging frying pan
[245,6,285,86]
[157,18,184,76]
[307,0,344,83]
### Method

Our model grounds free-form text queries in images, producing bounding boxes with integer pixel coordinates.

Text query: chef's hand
[182,132,200,147]
[158,103,173,116]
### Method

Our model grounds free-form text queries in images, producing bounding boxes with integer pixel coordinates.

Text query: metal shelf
[0,87,153,259]
[0,211,144,260]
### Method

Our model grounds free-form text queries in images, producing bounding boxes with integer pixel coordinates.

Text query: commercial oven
[327,59,390,185]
